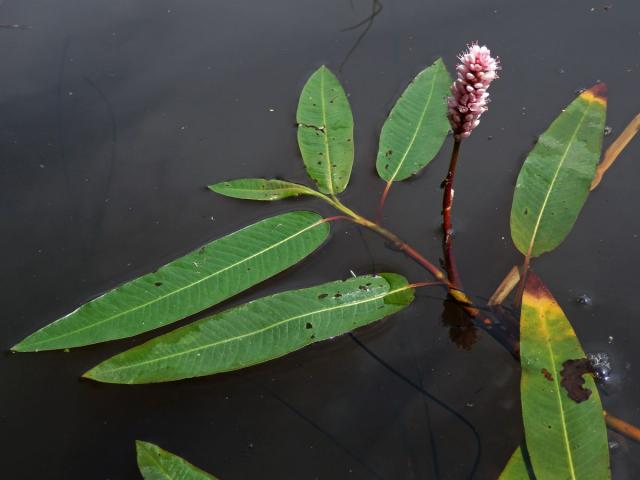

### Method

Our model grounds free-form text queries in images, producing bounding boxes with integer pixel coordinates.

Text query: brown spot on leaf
[560,358,594,403]
[541,368,553,381]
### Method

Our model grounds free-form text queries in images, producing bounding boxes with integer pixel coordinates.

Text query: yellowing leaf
[520,272,609,479]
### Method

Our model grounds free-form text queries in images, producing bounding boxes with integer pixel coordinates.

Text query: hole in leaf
[318,293,328,299]
[154,282,163,287]
[305,322,313,329]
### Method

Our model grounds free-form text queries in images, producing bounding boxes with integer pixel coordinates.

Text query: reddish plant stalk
[376,180,393,224]
[442,139,463,288]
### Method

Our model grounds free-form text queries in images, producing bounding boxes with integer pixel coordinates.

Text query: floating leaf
[13,211,329,352]
[498,447,534,480]
[297,65,354,195]
[84,273,413,384]
[520,272,609,479]
[136,441,218,480]
[209,178,321,201]
[510,84,607,258]
[376,59,451,182]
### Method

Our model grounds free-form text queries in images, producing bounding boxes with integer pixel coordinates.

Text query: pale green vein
[88,284,412,376]
[24,219,325,348]
[542,319,578,480]
[525,100,594,259]
[388,73,438,182]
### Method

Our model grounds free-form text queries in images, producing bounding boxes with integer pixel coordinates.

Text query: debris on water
[588,352,612,383]
[608,335,614,344]
[575,293,592,306]
[465,402,475,408]
[575,87,587,95]
[604,125,613,136]
[609,440,619,451]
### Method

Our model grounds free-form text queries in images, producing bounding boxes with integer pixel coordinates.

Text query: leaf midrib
[319,69,335,194]
[525,99,595,258]
[92,284,410,376]
[388,66,439,182]
[541,311,578,480]
[22,218,324,348]
[142,450,173,480]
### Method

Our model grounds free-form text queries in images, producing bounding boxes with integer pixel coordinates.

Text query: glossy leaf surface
[376,59,451,182]
[498,448,534,480]
[520,272,609,479]
[13,211,329,351]
[297,65,354,194]
[136,441,218,480]
[84,273,413,384]
[510,84,607,258]
[209,178,319,201]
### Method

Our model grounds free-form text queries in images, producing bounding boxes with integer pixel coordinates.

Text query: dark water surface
[1,1,639,478]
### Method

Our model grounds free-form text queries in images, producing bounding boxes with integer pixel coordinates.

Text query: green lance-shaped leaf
[520,272,609,480]
[510,84,607,258]
[136,441,218,480]
[498,447,534,480]
[84,273,414,384]
[376,58,451,182]
[13,211,329,352]
[209,178,320,201]
[297,65,354,195]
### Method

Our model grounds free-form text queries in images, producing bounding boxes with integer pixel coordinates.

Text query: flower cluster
[448,43,499,140]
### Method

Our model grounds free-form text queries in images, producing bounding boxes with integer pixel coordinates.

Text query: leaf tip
[81,366,106,382]
[10,338,34,353]
[582,82,607,106]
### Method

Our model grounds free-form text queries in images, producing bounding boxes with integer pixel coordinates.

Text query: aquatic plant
[12,43,639,479]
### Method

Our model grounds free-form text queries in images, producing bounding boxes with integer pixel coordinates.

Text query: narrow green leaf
[297,65,354,195]
[13,211,329,352]
[376,58,452,182]
[136,441,218,480]
[84,273,413,384]
[208,178,319,201]
[498,447,535,480]
[520,272,610,480]
[510,84,607,258]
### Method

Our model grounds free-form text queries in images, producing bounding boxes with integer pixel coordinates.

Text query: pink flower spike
[448,43,500,140]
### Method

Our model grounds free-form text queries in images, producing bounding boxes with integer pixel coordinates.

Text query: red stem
[442,139,463,287]
[376,180,393,224]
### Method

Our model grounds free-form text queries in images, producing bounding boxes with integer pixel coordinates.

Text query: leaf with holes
[376,58,451,182]
[498,447,534,480]
[13,211,329,351]
[136,441,218,480]
[510,84,607,258]
[297,65,354,194]
[209,178,321,201]
[520,272,609,479]
[84,273,414,384]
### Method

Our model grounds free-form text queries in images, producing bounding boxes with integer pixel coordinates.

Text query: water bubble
[604,126,613,136]
[575,293,592,306]
[588,352,612,384]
